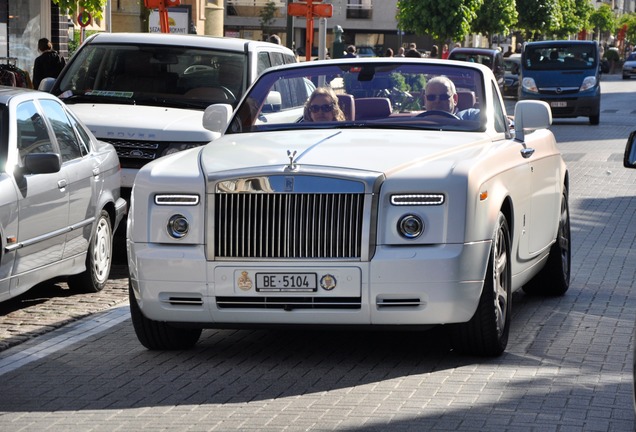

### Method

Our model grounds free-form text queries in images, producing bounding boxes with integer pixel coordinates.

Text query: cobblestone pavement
[0,240,129,352]
[0,75,634,431]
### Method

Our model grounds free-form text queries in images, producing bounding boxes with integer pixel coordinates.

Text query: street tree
[516,0,560,40]
[552,0,593,39]
[396,0,483,43]
[53,0,107,20]
[589,4,616,42]
[618,13,636,48]
[260,1,278,39]
[471,0,518,43]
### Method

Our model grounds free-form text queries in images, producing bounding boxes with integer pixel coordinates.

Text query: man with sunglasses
[423,76,480,121]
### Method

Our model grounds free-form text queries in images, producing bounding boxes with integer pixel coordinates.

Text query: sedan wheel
[450,212,511,356]
[68,210,113,293]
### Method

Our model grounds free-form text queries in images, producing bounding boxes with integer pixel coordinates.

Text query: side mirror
[23,153,61,175]
[513,100,552,142]
[623,130,636,168]
[261,91,282,113]
[202,103,233,134]
[39,77,56,92]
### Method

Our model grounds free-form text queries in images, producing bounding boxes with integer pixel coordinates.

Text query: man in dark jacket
[33,38,66,89]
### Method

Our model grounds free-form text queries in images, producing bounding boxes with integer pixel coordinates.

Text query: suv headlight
[521,77,538,93]
[580,76,597,92]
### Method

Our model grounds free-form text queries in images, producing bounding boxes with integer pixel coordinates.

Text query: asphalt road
[0,74,635,431]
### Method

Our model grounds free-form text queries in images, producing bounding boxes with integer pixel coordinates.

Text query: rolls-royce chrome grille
[214,193,364,259]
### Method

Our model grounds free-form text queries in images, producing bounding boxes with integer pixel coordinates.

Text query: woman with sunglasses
[303,87,346,122]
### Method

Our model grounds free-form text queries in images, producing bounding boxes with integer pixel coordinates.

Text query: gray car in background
[0,87,126,302]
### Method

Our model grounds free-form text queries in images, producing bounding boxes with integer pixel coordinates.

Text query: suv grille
[102,139,206,169]
[215,193,365,259]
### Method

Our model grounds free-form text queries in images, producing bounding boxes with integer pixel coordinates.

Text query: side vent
[376,297,424,309]
[164,297,204,306]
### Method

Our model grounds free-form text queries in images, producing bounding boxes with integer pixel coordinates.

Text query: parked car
[520,40,601,125]
[503,53,521,98]
[127,58,570,357]
[623,52,636,79]
[0,87,126,302]
[448,47,505,93]
[356,46,377,57]
[40,33,296,202]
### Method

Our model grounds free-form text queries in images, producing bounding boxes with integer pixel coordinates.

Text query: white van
[41,33,296,198]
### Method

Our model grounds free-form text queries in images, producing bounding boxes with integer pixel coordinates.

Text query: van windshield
[55,44,247,109]
[524,44,597,71]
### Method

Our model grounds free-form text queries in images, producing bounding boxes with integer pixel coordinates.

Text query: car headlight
[397,214,424,239]
[580,76,597,92]
[167,214,190,239]
[521,77,538,93]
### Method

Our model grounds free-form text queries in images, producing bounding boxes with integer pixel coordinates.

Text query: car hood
[68,104,220,142]
[623,60,636,68]
[200,129,490,178]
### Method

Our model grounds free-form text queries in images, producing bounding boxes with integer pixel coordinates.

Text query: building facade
[224,0,433,57]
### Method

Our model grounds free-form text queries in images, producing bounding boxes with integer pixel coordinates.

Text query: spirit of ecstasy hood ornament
[286,150,298,171]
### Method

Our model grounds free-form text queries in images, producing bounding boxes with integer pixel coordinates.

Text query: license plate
[256,273,317,292]
[550,101,567,108]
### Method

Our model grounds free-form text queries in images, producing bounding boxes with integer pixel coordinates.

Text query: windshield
[56,43,247,109]
[524,44,598,71]
[227,62,486,134]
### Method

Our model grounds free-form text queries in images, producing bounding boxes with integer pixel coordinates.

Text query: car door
[11,99,68,280]
[38,99,97,259]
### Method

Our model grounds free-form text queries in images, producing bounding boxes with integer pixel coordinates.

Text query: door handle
[57,179,67,190]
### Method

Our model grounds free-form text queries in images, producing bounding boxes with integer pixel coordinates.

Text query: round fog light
[167,214,189,238]
[398,214,423,239]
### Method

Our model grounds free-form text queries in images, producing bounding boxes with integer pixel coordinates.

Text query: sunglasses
[425,94,452,102]
[309,103,335,113]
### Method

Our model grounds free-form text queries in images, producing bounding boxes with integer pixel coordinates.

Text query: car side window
[16,101,54,164]
[39,99,86,163]
[257,52,272,75]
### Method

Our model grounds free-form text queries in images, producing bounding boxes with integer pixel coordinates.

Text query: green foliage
[259,1,278,34]
[396,0,483,42]
[618,13,636,46]
[68,30,100,57]
[604,48,619,61]
[553,0,593,38]
[589,4,616,34]
[53,0,107,21]
[471,0,518,38]
[516,0,560,40]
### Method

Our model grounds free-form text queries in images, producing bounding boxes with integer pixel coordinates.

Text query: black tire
[450,212,512,357]
[523,189,571,296]
[129,282,202,350]
[68,210,113,293]
[589,114,600,125]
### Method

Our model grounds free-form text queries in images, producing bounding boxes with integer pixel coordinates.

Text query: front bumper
[128,240,491,327]
[520,90,600,118]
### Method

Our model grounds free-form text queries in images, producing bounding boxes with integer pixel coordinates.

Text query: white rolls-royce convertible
[127,58,570,357]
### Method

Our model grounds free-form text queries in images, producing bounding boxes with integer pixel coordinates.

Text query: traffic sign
[288,2,333,18]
